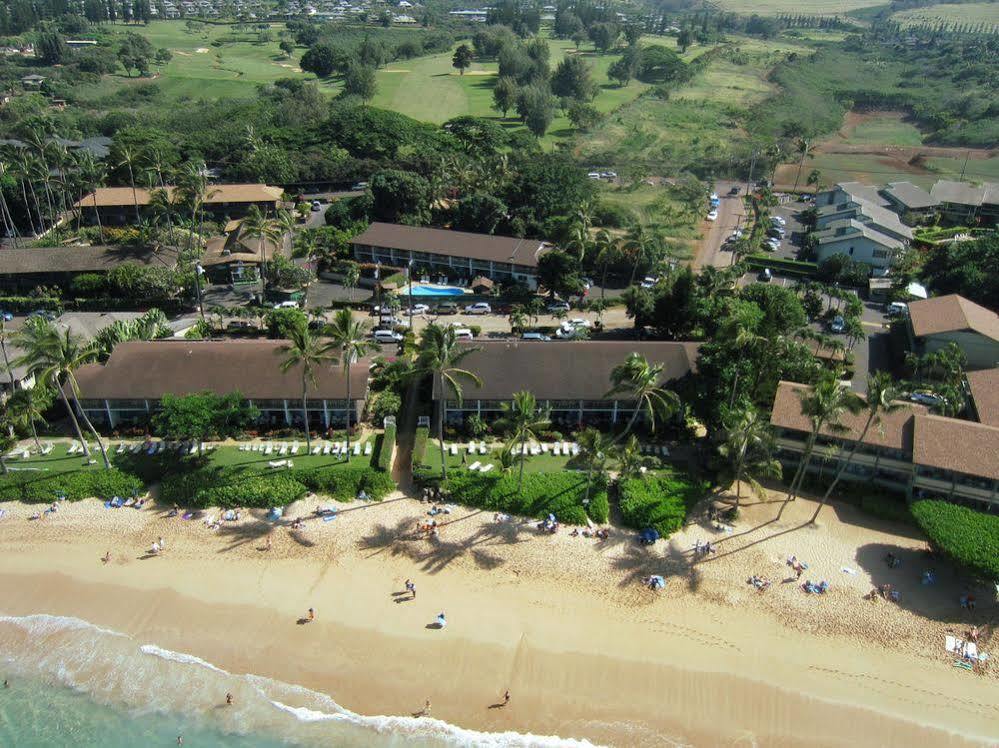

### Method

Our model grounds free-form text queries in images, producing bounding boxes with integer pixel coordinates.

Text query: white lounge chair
[364,442,372,456]
[541,443,550,453]
[479,442,489,454]
[553,444,561,456]
[467,442,475,453]
[353,442,361,456]
[279,443,288,456]
[265,444,273,455]
[67,442,78,455]
[311,444,321,455]
[268,459,287,468]
[340,441,347,453]
[130,443,141,454]
[42,443,54,455]
[450,444,458,456]
[530,444,541,456]
[331,443,341,456]
[322,443,330,455]
[480,464,494,473]
[291,441,300,455]
[468,461,481,471]
[189,444,198,455]
[571,444,580,456]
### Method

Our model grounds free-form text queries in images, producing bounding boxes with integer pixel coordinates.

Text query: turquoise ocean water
[0,614,595,748]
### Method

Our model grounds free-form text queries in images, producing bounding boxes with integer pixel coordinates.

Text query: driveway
[692,180,748,270]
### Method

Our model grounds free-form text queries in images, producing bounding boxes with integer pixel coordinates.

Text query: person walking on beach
[405,579,416,599]
[502,689,510,706]
[308,607,315,623]
[265,536,272,551]
[101,551,110,565]
[418,698,431,717]
[226,692,233,706]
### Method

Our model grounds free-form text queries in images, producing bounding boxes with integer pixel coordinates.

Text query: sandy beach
[0,487,996,746]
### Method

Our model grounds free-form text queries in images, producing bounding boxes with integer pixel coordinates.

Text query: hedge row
[745,254,818,277]
[417,469,609,525]
[160,465,395,508]
[0,297,61,313]
[0,468,142,503]
[376,424,396,472]
[618,473,708,537]
[412,426,430,467]
[911,499,999,582]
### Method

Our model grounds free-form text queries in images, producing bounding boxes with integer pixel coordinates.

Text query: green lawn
[891,2,999,27]
[714,0,886,14]
[419,440,586,476]
[841,113,924,147]
[795,151,999,190]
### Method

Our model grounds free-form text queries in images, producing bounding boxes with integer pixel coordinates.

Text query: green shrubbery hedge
[618,472,708,536]
[745,254,818,277]
[160,465,394,508]
[421,469,609,525]
[0,468,142,503]
[859,493,913,525]
[376,424,396,472]
[0,297,61,313]
[911,500,999,581]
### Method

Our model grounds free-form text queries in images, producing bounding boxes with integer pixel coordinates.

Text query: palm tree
[242,205,279,295]
[277,317,336,453]
[74,152,106,244]
[91,309,172,361]
[14,319,111,468]
[605,353,681,440]
[809,372,899,523]
[776,371,862,520]
[717,311,765,409]
[591,229,617,303]
[175,161,216,252]
[614,433,646,481]
[116,146,143,222]
[496,391,550,495]
[717,405,781,508]
[508,307,527,333]
[0,317,17,392]
[7,386,49,453]
[416,323,482,481]
[327,309,377,461]
[578,427,613,509]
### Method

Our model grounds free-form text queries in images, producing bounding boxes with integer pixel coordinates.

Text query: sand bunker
[195,47,210,54]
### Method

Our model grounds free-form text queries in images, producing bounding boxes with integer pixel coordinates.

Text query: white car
[273,300,299,309]
[587,172,602,180]
[452,328,474,340]
[766,238,781,251]
[710,193,719,202]
[600,171,617,179]
[464,302,492,315]
[640,276,659,289]
[520,332,551,342]
[372,329,403,344]
[707,210,718,221]
[909,390,944,408]
[771,216,786,226]
[410,303,430,315]
[564,318,591,329]
[546,300,571,313]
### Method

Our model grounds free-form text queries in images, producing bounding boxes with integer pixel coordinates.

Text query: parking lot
[761,198,808,261]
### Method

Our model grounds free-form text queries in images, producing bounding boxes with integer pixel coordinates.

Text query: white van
[452,328,474,340]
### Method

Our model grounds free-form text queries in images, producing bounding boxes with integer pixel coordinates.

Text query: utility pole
[407,259,414,330]
[194,262,205,320]
[792,139,809,193]
[959,150,970,181]
[746,149,758,196]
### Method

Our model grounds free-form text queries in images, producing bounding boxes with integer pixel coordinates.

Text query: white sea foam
[0,612,128,639]
[139,644,230,675]
[269,700,342,723]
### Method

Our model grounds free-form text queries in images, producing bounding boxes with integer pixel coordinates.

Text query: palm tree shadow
[610,539,702,592]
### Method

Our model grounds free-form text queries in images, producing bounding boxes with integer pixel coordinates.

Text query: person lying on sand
[101,551,110,565]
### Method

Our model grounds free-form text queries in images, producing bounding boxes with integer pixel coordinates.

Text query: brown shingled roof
[912,414,999,481]
[0,245,179,274]
[74,340,370,401]
[769,380,926,452]
[73,184,283,209]
[352,222,549,268]
[967,368,999,427]
[432,341,699,401]
[907,294,999,341]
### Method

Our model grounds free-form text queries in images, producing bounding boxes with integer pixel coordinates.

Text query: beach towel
[182,512,194,520]
[323,514,337,522]
[841,567,857,575]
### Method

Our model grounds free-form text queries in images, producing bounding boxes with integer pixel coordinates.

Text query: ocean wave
[0,612,128,640]
[139,644,231,675]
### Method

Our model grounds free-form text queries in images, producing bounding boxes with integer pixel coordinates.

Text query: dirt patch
[195,47,210,54]
[461,70,495,76]
[380,69,411,73]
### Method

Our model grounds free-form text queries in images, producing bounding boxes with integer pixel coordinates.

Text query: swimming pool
[406,284,466,297]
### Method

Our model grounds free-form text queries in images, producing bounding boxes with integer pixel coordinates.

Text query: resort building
[906,294,999,370]
[878,181,939,221]
[201,220,290,285]
[74,184,284,227]
[0,245,179,293]
[812,183,913,269]
[770,381,999,511]
[432,341,699,428]
[966,367,999,427]
[351,223,551,290]
[74,340,370,431]
[929,180,999,226]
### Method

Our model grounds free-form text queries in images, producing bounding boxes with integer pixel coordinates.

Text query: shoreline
[0,492,997,746]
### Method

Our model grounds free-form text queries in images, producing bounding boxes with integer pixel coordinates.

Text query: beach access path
[0,489,996,746]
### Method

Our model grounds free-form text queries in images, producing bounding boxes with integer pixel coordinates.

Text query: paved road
[692,180,748,270]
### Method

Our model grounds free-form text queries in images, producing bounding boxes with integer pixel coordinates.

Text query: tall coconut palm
[717,405,781,508]
[776,370,862,520]
[496,391,550,495]
[8,149,40,235]
[242,205,279,295]
[591,229,617,303]
[7,386,49,453]
[74,152,106,244]
[0,317,16,392]
[327,308,377,461]
[277,317,336,454]
[175,161,216,252]
[809,372,900,523]
[14,320,111,468]
[416,323,482,481]
[717,311,765,409]
[116,146,143,222]
[605,352,681,440]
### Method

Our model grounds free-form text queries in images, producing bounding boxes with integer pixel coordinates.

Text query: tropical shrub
[911,500,999,581]
[289,465,394,500]
[618,472,707,536]
[196,474,308,508]
[412,426,429,467]
[0,468,142,503]
[376,423,396,471]
[419,470,608,525]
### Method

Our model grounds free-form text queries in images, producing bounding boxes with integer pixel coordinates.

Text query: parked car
[372,329,403,344]
[546,300,571,313]
[273,300,299,309]
[564,318,591,329]
[909,390,945,407]
[452,327,475,340]
[640,276,659,289]
[706,210,718,221]
[464,302,492,315]
[886,302,908,318]
[728,185,741,195]
[227,320,255,331]
[433,303,458,315]
[351,181,368,191]
[600,171,617,179]
[410,303,430,315]
[771,216,786,226]
[710,192,720,202]
[521,332,551,342]
[757,268,773,283]
[828,315,846,334]
[587,172,602,180]
[28,309,56,320]
[310,200,322,211]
